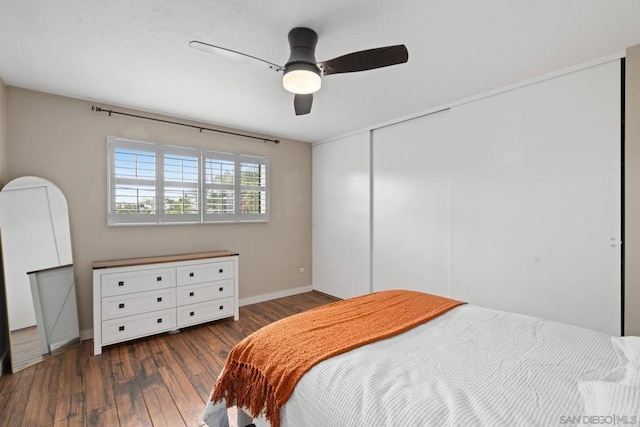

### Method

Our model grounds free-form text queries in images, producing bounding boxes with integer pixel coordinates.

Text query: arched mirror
[0,176,79,372]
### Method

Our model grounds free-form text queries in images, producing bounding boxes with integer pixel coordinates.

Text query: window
[240,160,268,217]
[110,139,158,224]
[204,154,236,222]
[163,147,200,223]
[108,137,270,225]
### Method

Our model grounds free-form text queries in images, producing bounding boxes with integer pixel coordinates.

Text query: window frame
[107,136,270,226]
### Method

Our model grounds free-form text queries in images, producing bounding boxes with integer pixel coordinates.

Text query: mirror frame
[0,176,79,373]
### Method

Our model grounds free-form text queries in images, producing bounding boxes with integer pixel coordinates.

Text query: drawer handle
[157,297,162,302]
[157,318,163,324]
[157,276,162,282]
[118,303,125,309]
[118,281,124,287]
[219,305,224,310]
[189,272,194,277]
[219,268,224,273]
[189,291,194,297]
[190,311,195,317]
[119,326,125,331]
[219,286,223,292]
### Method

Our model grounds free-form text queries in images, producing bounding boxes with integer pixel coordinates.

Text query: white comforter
[204,304,619,427]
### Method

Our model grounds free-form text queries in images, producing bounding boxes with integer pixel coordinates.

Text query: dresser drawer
[102,288,176,320]
[176,279,233,306]
[176,261,233,286]
[102,308,176,345]
[177,298,234,328]
[101,268,174,297]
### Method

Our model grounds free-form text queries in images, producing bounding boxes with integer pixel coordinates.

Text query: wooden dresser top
[92,250,239,269]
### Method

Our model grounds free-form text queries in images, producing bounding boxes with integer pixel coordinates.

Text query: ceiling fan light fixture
[283,65,321,94]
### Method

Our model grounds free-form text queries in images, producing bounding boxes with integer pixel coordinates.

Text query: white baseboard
[239,285,313,307]
[79,286,313,342]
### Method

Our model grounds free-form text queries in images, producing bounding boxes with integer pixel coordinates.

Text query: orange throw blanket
[210,290,464,427]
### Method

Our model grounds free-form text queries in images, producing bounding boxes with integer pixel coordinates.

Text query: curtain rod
[91,106,280,144]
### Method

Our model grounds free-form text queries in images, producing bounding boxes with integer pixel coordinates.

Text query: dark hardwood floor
[0,291,338,427]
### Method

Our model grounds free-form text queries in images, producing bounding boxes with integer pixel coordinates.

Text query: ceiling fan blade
[318,45,408,76]
[189,40,283,72]
[294,94,313,115]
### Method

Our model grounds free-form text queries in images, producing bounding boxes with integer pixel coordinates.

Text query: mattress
[204,304,619,426]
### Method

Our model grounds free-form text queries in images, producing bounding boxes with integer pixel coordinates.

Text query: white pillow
[611,336,640,386]
[578,381,640,416]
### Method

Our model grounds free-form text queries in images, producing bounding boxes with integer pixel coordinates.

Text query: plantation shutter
[203,152,236,222]
[108,138,159,225]
[162,146,200,223]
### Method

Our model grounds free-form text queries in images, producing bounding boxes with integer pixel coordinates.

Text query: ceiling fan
[189,27,409,116]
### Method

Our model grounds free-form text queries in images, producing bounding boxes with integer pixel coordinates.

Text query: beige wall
[625,44,640,335]
[6,87,312,334]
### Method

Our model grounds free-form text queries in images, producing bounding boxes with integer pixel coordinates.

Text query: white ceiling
[1,0,640,143]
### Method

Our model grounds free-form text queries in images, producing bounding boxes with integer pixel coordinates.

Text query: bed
[203,290,640,427]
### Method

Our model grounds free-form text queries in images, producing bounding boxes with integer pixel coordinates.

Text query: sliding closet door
[372,110,452,295]
[450,61,621,335]
[312,132,371,299]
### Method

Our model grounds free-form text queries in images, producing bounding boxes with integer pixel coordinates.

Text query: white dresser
[92,251,239,355]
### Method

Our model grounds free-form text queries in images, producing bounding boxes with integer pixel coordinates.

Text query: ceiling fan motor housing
[285,27,321,75]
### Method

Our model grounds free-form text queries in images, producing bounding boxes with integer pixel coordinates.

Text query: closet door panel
[450,61,621,335]
[312,132,371,299]
[372,110,452,295]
